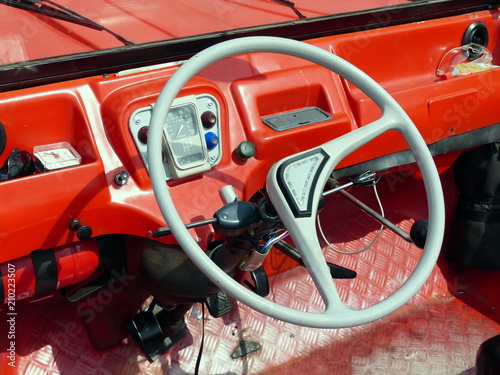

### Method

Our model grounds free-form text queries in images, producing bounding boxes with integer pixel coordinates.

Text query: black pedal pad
[205,290,233,318]
[244,266,270,297]
[127,310,185,362]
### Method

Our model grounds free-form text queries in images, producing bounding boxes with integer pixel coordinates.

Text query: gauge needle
[176,125,184,139]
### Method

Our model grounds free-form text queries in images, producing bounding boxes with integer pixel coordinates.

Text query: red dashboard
[0,9,499,267]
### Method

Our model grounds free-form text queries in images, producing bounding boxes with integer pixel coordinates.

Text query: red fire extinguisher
[0,239,100,304]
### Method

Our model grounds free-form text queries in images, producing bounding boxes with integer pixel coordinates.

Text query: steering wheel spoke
[324,112,405,161]
[264,118,394,314]
[294,220,346,314]
[147,36,445,328]
[288,216,350,312]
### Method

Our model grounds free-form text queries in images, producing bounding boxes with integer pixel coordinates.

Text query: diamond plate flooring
[1,215,499,374]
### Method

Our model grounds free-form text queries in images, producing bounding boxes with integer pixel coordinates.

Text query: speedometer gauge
[166,106,198,140]
[162,102,209,175]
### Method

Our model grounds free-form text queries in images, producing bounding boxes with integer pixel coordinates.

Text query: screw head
[114,171,130,186]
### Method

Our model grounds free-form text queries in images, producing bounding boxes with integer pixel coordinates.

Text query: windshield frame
[0,0,495,92]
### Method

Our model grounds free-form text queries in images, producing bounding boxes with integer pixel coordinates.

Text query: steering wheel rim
[147,36,445,328]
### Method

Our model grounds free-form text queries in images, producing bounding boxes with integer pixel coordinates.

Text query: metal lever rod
[323,170,376,197]
[153,218,217,238]
[322,180,354,197]
[336,189,413,243]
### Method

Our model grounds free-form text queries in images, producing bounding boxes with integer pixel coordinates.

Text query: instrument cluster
[129,94,222,180]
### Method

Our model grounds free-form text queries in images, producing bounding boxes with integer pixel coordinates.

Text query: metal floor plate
[1,215,499,375]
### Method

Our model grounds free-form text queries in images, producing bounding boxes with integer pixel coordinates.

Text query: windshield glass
[0,0,483,66]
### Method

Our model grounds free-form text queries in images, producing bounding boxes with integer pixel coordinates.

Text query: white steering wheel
[147,36,445,328]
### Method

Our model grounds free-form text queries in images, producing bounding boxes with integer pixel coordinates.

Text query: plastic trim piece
[333,123,500,179]
[463,21,489,47]
[277,149,330,217]
[262,107,332,131]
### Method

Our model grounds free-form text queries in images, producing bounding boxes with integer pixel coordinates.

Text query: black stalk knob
[68,218,93,241]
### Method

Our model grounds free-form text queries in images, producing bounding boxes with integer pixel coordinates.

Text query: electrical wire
[317,183,385,255]
[194,303,205,375]
[259,230,289,254]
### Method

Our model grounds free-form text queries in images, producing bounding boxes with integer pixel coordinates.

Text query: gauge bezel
[162,101,209,172]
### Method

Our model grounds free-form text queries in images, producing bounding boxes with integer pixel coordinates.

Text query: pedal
[127,308,185,361]
[243,266,270,297]
[205,290,233,318]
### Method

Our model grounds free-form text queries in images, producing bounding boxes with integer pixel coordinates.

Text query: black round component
[129,310,163,344]
[0,123,5,156]
[463,21,489,59]
[410,219,428,249]
[236,141,255,160]
[68,218,93,241]
[257,197,281,223]
[201,111,217,128]
[137,126,149,144]
[77,225,93,241]
[114,170,130,186]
